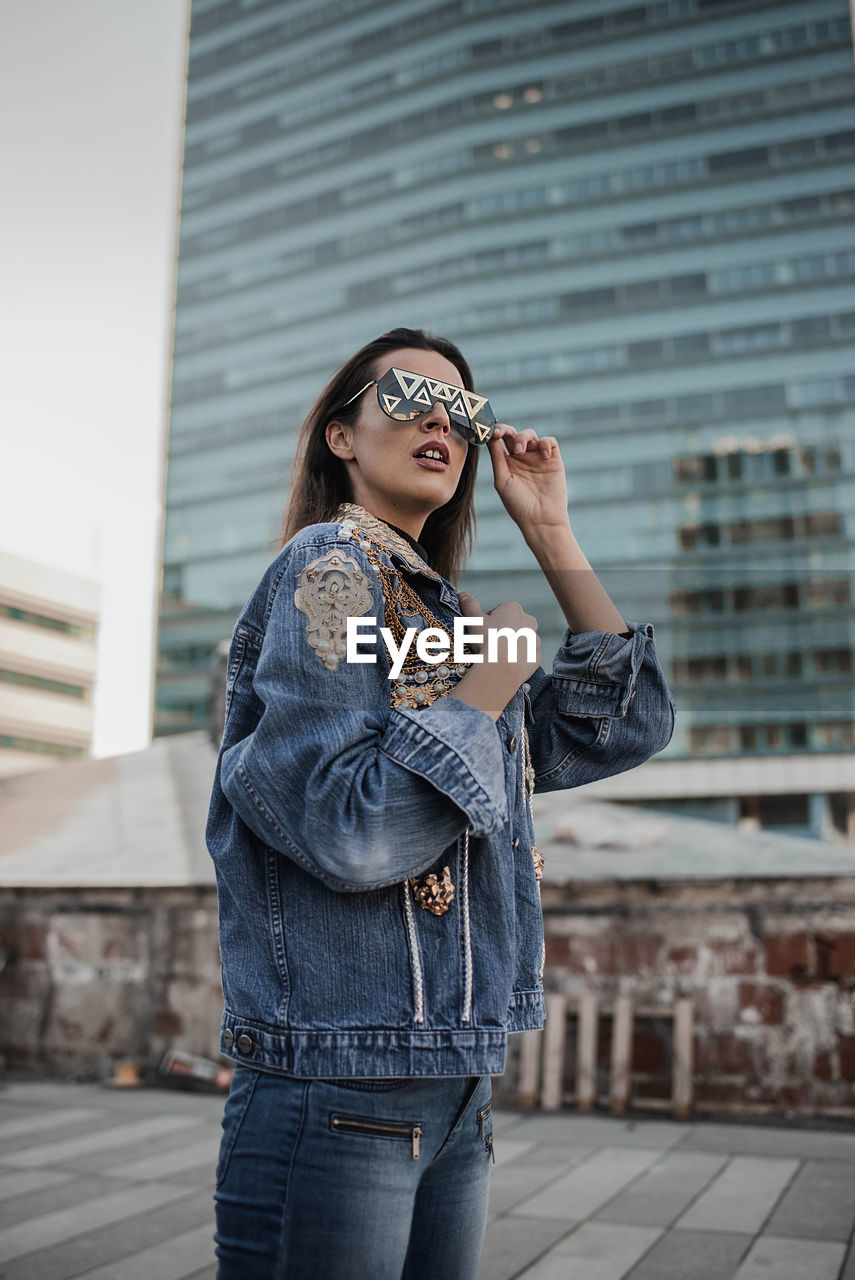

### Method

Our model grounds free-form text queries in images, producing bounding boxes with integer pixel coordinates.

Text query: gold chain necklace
[335,502,479,710]
[334,502,544,899]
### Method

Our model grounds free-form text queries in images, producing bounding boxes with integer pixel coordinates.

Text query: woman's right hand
[449,591,541,722]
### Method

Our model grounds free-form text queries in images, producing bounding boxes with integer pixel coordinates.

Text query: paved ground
[2,1080,855,1279]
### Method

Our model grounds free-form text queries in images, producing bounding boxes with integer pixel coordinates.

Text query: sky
[0,0,190,757]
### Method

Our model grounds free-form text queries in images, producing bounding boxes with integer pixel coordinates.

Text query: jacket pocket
[330,1113,423,1159]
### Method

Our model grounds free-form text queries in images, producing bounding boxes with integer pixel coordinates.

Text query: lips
[412,439,450,464]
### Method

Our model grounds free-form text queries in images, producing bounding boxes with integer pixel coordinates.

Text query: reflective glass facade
[157,0,855,779]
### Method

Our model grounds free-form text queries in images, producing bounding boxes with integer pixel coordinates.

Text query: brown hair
[277,327,480,583]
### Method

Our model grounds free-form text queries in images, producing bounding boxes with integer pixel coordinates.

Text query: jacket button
[223,1028,234,1047]
[507,736,517,753]
[512,837,520,849]
[236,1034,254,1055]
[522,682,531,693]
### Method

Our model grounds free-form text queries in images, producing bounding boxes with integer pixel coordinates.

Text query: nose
[421,401,451,432]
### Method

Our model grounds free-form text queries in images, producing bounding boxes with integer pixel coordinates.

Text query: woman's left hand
[486,423,569,535]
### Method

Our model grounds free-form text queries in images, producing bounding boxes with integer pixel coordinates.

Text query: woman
[206,327,675,1278]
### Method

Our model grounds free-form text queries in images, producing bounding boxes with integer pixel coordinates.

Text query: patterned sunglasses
[339,367,497,445]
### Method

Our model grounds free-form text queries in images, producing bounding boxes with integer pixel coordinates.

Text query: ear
[325,419,355,460]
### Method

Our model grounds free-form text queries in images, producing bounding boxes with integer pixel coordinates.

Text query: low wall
[521,873,855,1117]
[0,887,222,1079]
[3,878,855,1117]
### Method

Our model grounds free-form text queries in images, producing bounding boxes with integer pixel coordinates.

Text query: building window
[732,585,799,611]
[689,726,734,755]
[672,332,710,356]
[805,512,841,538]
[728,513,840,544]
[668,273,707,297]
[804,580,851,608]
[674,455,716,483]
[0,734,84,758]
[754,795,810,826]
[815,723,855,748]
[813,649,854,675]
[623,279,660,304]
[627,339,663,363]
[0,670,88,699]
[669,589,725,615]
[735,656,754,681]
[0,604,92,639]
[708,145,768,173]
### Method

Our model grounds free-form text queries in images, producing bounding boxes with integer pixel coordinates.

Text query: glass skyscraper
[157,0,855,836]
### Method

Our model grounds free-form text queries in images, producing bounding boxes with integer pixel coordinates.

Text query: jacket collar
[333,502,459,607]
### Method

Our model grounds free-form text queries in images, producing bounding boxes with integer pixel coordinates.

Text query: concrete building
[0,551,98,778]
[157,0,855,839]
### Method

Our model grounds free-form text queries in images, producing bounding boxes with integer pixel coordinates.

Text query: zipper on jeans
[477,1100,492,1142]
[331,1114,423,1159]
[477,1101,495,1162]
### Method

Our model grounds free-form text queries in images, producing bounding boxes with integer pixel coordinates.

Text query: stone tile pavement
[2,1079,855,1278]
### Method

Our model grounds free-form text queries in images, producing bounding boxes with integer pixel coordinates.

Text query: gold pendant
[410,866,455,916]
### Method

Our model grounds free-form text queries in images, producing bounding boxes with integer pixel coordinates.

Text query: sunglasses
[339,367,497,445]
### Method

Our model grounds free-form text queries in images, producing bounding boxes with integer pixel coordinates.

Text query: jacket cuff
[552,621,654,719]
[380,695,508,836]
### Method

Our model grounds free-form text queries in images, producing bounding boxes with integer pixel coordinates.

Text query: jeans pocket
[321,1077,414,1092]
[216,1065,260,1188]
[330,1112,423,1159]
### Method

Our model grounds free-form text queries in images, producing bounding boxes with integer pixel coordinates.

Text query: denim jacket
[205,502,675,1078]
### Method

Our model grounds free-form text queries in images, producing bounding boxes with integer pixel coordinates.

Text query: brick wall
[516,874,855,1117]
[0,887,222,1079]
[4,878,855,1117]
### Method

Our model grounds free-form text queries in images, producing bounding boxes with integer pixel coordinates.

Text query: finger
[456,591,485,654]
[487,433,512,488]
[490,423,515,448]
[509,429,539,455]
[456,590,482,616]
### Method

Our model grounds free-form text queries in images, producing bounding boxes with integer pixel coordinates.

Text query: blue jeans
[213,1067,494,1279]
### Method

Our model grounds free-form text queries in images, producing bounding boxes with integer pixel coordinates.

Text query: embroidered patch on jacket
[334,501,442,582]
[294,548,374,671]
